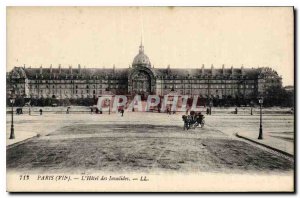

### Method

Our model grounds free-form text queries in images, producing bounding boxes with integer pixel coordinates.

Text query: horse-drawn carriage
[182,111,205,130]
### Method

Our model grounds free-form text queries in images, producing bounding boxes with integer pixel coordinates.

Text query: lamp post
[108,99,111,115]
[209,100,213,115]
[258,97,263,139]
[250,101,254,115]
[9,95,16,139]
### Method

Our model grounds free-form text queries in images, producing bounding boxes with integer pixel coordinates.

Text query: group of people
[182,111,205,130]
[90,107,125,116]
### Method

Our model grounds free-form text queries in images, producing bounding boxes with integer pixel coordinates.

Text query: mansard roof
[153,68,260,79]
[8,66,280,80]
[22,67,128,79]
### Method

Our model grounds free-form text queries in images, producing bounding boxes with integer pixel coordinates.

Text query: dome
[132,43,151,68]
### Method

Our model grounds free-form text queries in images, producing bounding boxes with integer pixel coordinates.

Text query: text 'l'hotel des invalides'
[7,42,282,104]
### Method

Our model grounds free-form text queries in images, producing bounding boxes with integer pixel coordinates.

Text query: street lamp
[258,97,263,139]
[209,99,213,115]
[109,99,111,115]
[9,94,16,139]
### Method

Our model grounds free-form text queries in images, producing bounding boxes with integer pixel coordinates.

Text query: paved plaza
[6,110,294,174]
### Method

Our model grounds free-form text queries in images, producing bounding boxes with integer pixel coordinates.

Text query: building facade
[7,43,282,103]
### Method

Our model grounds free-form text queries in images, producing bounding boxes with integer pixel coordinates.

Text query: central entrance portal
[132,71,151,99]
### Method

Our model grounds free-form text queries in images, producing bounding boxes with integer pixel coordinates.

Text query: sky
[7,7,294,86]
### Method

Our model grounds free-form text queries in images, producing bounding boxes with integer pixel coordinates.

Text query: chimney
[241,64,244,75]
[69,65,72,74]
[59,64,61,74]
[23,64,26,69]
[231,66,234,74]
[222,64,225,75]
[50,64,52,73]
[211,64,215,75]
[40,65,43,74]
[78,64,81,74]
[201,64,205,74]
[113,64,115,73]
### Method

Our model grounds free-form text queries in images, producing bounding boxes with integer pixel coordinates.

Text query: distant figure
[66,107,69,114]
[190,111,196,121]
[250,107,253,115]
[121,109,124,117]
[39,109,43,115]
[15,108,23,115]
[29,107,31,115]
[206,108,210,115]
[235,107,238,114]
[91,108,93,114]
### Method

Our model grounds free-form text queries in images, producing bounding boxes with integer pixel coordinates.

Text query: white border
[1,1,298,197]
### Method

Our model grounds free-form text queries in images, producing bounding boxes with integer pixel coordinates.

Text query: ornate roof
[132,43,151,68]
[8,66,276,80]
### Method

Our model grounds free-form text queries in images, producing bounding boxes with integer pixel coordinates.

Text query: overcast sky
[7,7,293,86]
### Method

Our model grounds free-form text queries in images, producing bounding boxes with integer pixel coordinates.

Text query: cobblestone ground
[6,113,294,174]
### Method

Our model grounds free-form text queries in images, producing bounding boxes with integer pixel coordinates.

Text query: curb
[6,135,38,150]
[235,133,294,158]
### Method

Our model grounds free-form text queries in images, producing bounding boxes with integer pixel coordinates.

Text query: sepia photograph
[5,6,294,192]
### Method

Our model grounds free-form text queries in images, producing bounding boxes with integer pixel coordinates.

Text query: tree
[264,85,294,107]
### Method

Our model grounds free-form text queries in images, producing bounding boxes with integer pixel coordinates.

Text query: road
[6,112,294,174]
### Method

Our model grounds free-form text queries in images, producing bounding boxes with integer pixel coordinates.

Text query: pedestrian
[66,107,69,114]
[206,107,209,115]
[250,107,253,115]
[29,107,31,115]
[91,107,93,114]
[121,109,124,117]
[235,107,238,114]
[39,109,43,115]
